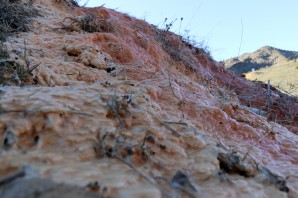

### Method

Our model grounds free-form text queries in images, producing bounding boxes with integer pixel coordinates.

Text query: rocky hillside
[0,1,298,198]
[225,46,298,75]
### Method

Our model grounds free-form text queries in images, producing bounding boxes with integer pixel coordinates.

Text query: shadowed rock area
[0,178,102,198]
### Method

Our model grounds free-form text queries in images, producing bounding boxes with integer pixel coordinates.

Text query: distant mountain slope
[225,46,298,75]
[246,60,298,95]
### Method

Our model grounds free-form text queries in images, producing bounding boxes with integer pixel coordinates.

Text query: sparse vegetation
[92,125,200,197]
[181,30,211,55]
[232,81,298,126]
[59,14,113,33]
[92,131,165,193]
[154,19,182,62]
[0,0,40,41]
[0,41,39,86]
[106,94,134,128]
[154,18,212,73]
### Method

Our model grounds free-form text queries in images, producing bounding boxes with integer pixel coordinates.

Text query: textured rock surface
[0,0,297,197]
[0,178,102,198]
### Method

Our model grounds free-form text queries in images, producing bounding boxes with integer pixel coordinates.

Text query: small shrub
[0,0,40,41]
[155,29,182,62]
[154,20,211,73]
[0,60,23,85]
[0,60,39,86]
[0,42,39,86]
[60,14,113,33]
[181,32,211,56]
[79,14,112,32]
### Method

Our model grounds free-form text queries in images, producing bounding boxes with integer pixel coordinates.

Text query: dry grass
[0,0,40,41]
[154,20,212,74]
[106,94,132,128]
[58,14,113,33]
[234,83,298,126]
[0,41,39,86]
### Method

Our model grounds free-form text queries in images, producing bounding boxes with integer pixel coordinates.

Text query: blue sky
[84,0,298,61]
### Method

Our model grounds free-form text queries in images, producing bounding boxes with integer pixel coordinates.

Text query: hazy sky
[84,0,298,61]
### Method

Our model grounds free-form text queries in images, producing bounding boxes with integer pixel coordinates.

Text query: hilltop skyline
[85,0,298,61]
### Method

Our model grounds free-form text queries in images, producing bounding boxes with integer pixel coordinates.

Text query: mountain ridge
[224,46,298,75]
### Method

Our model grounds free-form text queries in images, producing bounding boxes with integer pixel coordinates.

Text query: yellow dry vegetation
[246,60,298,95]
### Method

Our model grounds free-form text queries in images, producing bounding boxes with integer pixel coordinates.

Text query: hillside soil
[0,1,297,197]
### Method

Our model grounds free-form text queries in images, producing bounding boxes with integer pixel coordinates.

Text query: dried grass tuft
[0,0,40,41]
[59,14,113,33]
